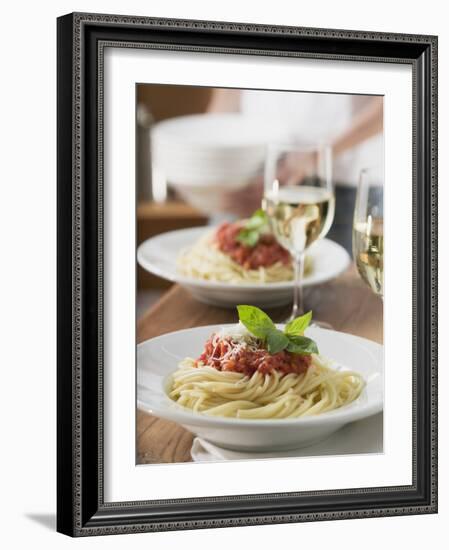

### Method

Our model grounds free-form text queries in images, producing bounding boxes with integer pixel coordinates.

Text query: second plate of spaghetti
[137,309,383,452]
[137,226,350,307]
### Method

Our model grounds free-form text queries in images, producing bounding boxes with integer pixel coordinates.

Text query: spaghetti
[168,323,364,419]
[177,227,312,284]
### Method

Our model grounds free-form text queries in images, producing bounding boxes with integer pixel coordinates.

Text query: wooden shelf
[137,200,208,290]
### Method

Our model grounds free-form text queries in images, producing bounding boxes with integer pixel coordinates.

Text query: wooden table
[137,264,383,464]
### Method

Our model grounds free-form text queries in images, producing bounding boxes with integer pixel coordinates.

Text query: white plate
[137,227,351,307]
[137,325,383,452]
[151,113,286,152]
[190,413,383,461]
[150,113,286,198]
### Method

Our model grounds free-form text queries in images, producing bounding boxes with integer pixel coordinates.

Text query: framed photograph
[57,12,438,536]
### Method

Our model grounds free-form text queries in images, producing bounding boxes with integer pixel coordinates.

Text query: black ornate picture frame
[57,12,438,536]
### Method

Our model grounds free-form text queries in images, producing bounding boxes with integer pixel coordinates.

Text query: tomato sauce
[198,336,311,377]
[215,222,291,270]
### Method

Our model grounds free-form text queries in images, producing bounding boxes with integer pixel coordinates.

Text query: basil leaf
[236,229,260,247]
[285,311,313,336]
[244,209,268,230]
[237,305,319,356]
[237,305,276,339]
[266,329,289,354]
[286,335,319,355]
[236,209,269,247]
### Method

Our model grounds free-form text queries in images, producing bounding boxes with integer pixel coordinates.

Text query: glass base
[309,320,333,330]
[282,311,332,330]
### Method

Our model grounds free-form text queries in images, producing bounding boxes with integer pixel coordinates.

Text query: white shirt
[240,90,383,186]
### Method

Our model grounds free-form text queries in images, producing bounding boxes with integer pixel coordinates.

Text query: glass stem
[291,251,305,320]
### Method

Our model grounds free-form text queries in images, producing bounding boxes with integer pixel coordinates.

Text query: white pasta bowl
[137,325,383,452]
[137,227,351,308]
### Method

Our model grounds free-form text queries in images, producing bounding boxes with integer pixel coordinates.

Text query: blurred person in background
[207,88,383,255]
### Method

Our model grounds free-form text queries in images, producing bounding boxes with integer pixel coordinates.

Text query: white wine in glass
[353,166,384,298]
[263,143,334,321]
[265,186,335,253]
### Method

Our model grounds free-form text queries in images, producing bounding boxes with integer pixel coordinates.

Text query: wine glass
[263,142,334,321]
[352,166,384,298]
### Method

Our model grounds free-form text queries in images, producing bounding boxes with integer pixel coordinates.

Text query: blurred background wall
[136,84,211,298]
[137,84,212,122]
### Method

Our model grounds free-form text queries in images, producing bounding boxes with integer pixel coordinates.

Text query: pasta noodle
[177,231,312,284]
[168,355,365,419]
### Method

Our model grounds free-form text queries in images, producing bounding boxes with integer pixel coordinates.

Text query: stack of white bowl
[150,113,285,212]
